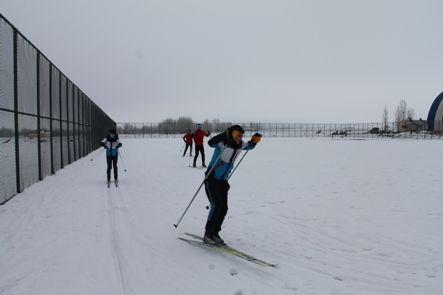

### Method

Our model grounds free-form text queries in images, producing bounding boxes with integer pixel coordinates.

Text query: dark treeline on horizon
[117,117,239,134]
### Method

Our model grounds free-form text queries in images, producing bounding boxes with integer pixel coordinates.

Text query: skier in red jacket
[182,130,193,157]
[193,124,210,167]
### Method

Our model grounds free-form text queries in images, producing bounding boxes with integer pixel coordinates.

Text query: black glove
[117,143,122,148]
[250,133,262,144]
[207,131,211,137]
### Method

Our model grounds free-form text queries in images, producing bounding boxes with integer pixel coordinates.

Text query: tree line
[117,117,236,134]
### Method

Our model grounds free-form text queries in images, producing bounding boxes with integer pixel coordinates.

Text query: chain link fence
[117,121,442,139]
[0,14,115,204]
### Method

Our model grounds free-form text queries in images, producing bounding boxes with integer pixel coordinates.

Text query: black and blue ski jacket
[206,132,256,181]
[100,134,122,157]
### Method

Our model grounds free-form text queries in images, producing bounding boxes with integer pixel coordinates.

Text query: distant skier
[182,130,193,157]
[100,128,122,186]
[193,123,210,167]
[203,125,262,245]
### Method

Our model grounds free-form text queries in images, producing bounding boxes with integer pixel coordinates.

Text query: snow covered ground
[0,137,442,295]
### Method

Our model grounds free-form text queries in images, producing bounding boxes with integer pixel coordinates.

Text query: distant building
[397,118,427,132]
[427,92,443,131]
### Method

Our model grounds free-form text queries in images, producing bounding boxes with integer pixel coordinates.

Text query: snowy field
[0,137,442,295]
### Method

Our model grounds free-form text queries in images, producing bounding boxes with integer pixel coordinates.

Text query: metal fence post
[58,73,63,168]
[13,29,21,193]
[66,78,70,164]
[49,65,54,174]
[77,90,80,157]
[37,52,42,180]
[72,85,76,161]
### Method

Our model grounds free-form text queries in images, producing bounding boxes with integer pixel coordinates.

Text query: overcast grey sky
[1,0,443,123]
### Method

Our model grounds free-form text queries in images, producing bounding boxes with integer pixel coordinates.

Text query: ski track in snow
[0,137,442,294]
[106,185,130,295]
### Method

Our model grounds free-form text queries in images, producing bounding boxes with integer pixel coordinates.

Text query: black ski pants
[183,143,193,156]
[106,156,118,181]
[204,177,230,236]
[193,144,205,165]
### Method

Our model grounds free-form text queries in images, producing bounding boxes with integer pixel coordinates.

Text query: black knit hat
[230,125,244,133]
[227,125,245,139]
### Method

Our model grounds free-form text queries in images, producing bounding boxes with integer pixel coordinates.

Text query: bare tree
[382,106,389,131]
[123,117,238,135]
[202,119,211,131]
[121,123,137,134]
[395,99,408,130]
[176,117,194,132]
[158,118,175,134]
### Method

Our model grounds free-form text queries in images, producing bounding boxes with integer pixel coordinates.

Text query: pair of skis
[179,233,277,268]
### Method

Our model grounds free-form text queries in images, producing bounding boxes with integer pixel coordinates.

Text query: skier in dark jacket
[203,125,262,245]
[100,128,122,186]
[193,124,210,167]
[182,130,193,157]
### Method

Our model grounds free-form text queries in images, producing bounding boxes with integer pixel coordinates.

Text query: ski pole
[90,148,105,161]
[227,133,262,180]
[118,150,127,172]
[226,149,250,181]
[173,150,224,228]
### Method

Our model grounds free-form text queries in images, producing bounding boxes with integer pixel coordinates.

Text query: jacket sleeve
[207,132,227,147]
[242,140,256,150]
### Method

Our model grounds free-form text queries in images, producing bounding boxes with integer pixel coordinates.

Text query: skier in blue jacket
[100,129,122,185]
[203,125,262,245]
